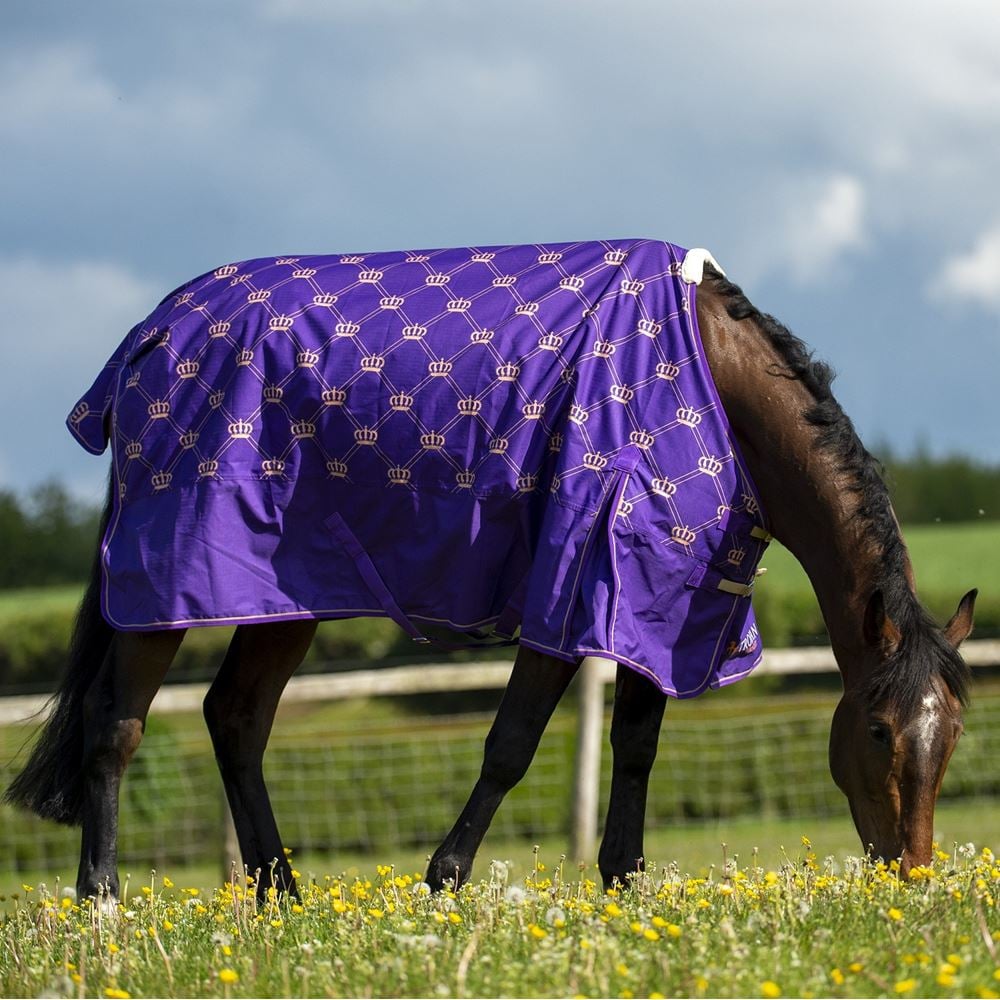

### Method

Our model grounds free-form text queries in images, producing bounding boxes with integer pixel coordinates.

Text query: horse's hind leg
[597,663,667,889]
[203,620,317,897]
[77,629,184,900]
[426,646,578,891]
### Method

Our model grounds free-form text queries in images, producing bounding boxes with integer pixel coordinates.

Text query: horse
[5,239,976,901]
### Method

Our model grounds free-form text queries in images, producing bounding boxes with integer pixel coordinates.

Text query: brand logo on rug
[493,275,516,287]
[583,451,608,471]
[560,275,585,292]
[124,441,142,460]
[209,321,231,338]
[388,466,411,485]
[496,362,520,382]
[610,384,634,403]
[638,319,662,338]
[516,474,538,493]
[671,526,696,546]
[354,427,378,446]
[336,321,360,337]
[214,265,238,279]
[390,392,413,411]
[198,459,219,478]
[403,324,427,339]
[313,293,338,306]
[263,385,283,403]
[629,429,654,449]
[151,471,173,491]
[728,622,759,657]
[359,269,383,283]
[269,315,294,331]
[523,401,545,420]
[538,332,562,351]
[236,348,254,366]
[538,251,562,264]
[489,436,509,454]
[420,431,445,450]
[456,469,475,488]
[447,298,472,312]
[292,267,317,279]
[327,459,348,478]
[176,359,199,379]
[604,249,627,266]
[380,295,405,309]
[291,420,316,439]
[297,350,319,368]
[429,359,452,376]
[247,289,270,303]
[569,404,589,425]
[322,387,347,406]
[426,273,450,286]
[458,396,482,416]
[262,458,285,477]
[652,477,677,498]
[656,361,680,380]
[228,420,253,439]
[470,329,493,344]
[698,456,723,476]
[360,354,384,372]
[677,406,702,427]
[179,431,199,449]
[148,400,170,419]
[594,340,616,358]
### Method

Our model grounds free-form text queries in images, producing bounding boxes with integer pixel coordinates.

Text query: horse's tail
[4,474,115,825]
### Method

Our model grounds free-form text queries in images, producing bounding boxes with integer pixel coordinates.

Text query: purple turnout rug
[70,238,770,697]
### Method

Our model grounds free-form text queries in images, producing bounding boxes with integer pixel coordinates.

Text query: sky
[2,0,999,504]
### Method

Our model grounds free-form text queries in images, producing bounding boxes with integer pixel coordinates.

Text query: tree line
[1,450,998,590]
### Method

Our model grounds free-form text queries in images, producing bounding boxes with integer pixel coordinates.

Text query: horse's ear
[863,588,901,654]
[944,589,977,648]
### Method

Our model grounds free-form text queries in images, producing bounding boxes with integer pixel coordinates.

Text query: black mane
[704,267,971,712]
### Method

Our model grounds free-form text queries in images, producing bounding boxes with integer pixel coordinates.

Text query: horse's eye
[868,722,892,747]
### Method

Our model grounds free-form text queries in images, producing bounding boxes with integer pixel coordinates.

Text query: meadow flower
[761,980,781,997]
[894,979,917,993]
[219,968,239,984]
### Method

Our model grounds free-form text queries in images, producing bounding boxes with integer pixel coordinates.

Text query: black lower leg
[426,648,578,890]
[598,664,667,889]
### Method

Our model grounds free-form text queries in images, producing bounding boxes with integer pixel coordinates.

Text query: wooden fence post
[569,656,610,865]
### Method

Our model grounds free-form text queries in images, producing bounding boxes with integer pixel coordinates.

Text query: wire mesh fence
[2,689,999,876]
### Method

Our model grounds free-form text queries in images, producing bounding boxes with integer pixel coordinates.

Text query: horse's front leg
[203,620,317,899]
[597,663,667,889]
[77,629,184,901]
[426,646,578,891]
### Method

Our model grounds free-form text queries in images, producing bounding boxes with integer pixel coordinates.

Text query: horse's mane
[704,267,971,712]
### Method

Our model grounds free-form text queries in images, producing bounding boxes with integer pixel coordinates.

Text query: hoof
[425,854,468,893]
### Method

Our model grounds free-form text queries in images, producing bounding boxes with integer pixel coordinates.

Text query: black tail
[4,475,115,824]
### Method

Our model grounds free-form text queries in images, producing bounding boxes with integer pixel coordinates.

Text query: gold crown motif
[743,494,760,516]
[550,475,561,493]
[403,324,427,339]
[269,315,294,331]
[354,426,378,445]
[538,332,562,351]
[538,252,562,264]
[652,477,677,497]
[492,275,516,287]
[151,471,173,491]
[604,249,627,265]
[124,441,142,459]
[390,392,413,411]
[228,420,253,438]
[496,362,519,382]
[656,361,680,380]
[671,526,696,546]
[209,390,225,408]
[118,482,127,500]
[209,321,231,338]
[292,267,316,279]
[247,289,271,303]
[618,498,634,517]
[516,474,538,493]
[297,350,319,367]
[523,400,545,420]
[560,275,585,292]
[175,292,193,306]
[380,295,405,309]
[425,273,450,286]
[69,402,90,424]
[457,396,482,416]
[236,348,254,366]
[637,319,662,338]
[388,466,411,485]
[313,293,338,306]
[327,459,348,478]
[263,385,284,403]
[698,456,723,476]
[179,431,199,449]
[359,269,383,283]
[470,329,493,343]
[471,252,495,263]
[176,359,200,379]
[727,546,746,567]
[230,273,251,286]
[489,436,508,454]
[198,459,219,478]
[676,407,701,427]
[583,451,607,471]
[549,431,563,452]
[148,400,170,419]
[610,384,634,403]
[275,257,299,265]
[322,387,346,406]
[620,279,645,295]
[126,373,140,388]
[515,302,538,316]
[214,265,238,279]
[447,298,472,312]
[336,321,360,337]
[420,431,445,450]
[569,404,588,424]
[456,470,475,488]
[560,365,576,384]
[360,355,384,372]
[340,255,365,265]
[406,254,430,263]
[262,458,285,477]
[429,359,452,376]
[629,429,654,449]
[291,420,316,439]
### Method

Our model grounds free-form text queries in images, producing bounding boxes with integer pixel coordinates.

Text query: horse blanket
[69,238,770,697]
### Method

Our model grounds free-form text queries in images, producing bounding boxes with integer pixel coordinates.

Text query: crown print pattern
[70,239,770,698]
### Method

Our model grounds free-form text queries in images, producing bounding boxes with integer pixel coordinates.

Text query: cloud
[933,225,1000,311]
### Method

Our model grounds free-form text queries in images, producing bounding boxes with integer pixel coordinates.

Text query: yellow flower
[976,988,999,1000]
[650,993,665,1000]
[801,836,812,848]
[849,963,863,973]
[831,968,845,985]
[643,928,660,942]
[615,963,630,977]
[895,980,917,994]
[368,908,384,919]
[529,924,548,939]
[887,907,904,921]
[162,919,174,932]
[667,923,683,938]
[104,989,130,999]
[108,943,119,955]
[938,973,956,988]
[291,904,304,914]
[695,977,709,992]
[162,876,173,888]
[762,980,781,998]
[448,912,462,924]
[652,915,668,928]
[219,968,239,984]
[948,954,963,967]
[604,902,623,918]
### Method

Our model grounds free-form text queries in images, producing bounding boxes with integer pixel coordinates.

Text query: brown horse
[6,265,975,899]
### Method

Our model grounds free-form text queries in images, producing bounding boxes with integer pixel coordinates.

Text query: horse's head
[829,589,976,875]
